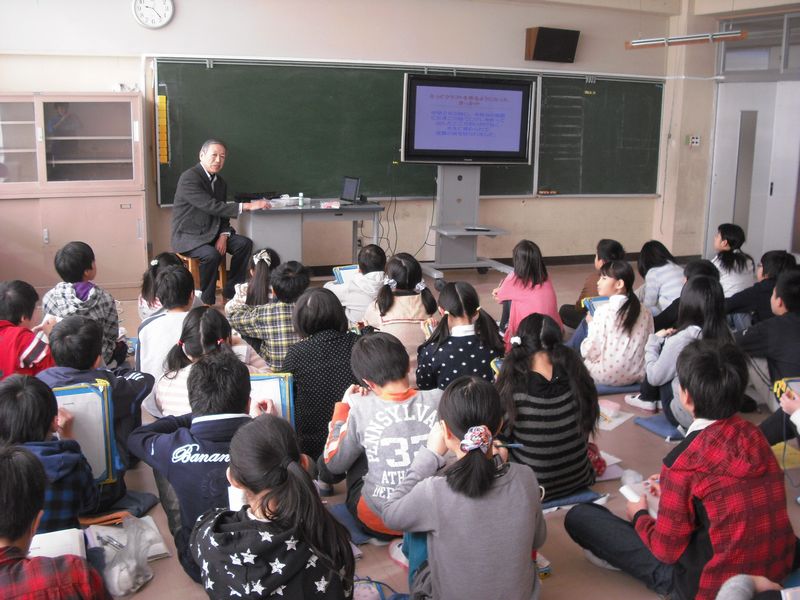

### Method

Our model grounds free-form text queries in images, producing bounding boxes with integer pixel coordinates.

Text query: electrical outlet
[689,135,701,147]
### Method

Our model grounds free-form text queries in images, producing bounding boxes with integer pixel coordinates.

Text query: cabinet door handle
[43,228,49,244]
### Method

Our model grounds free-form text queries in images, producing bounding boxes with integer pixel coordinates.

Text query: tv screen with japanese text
[401,74,533,164]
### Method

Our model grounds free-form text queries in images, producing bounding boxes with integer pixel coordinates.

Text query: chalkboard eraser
[464,226,491,232]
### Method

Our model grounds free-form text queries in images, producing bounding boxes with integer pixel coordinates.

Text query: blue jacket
[126,413,251,531]
[24,439,99,534]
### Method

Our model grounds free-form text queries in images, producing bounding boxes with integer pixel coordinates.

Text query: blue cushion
[634,414,684,440]
[596,383,640,395]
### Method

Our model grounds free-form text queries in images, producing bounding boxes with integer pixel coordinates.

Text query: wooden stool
[176,253,227,294]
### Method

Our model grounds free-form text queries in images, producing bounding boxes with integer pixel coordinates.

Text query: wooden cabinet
[0,94,146,294]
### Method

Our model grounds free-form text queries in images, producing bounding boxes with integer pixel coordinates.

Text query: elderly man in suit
[170,139,269,305]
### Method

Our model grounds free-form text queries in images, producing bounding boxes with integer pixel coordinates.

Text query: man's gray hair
[200,138,227,154]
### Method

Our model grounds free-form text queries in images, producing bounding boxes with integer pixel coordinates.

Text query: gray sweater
[644,325,702,387]
[383,448,546,600]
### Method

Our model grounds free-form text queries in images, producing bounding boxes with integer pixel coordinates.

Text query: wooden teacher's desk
[237,200,384,263]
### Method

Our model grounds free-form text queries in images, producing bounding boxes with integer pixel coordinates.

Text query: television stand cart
[421,165,511,290]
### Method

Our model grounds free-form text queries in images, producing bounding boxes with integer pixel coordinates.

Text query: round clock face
[132,0,174,29]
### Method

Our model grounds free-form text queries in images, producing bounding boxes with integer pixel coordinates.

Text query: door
[707,82,800,261]
[706,82,776,261]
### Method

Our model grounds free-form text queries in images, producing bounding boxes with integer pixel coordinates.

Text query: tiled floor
[116,263,800,599]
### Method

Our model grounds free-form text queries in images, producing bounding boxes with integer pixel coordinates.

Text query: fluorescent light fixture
[625,29,747,49]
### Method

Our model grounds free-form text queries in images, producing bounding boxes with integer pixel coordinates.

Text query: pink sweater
[497,274,562,350]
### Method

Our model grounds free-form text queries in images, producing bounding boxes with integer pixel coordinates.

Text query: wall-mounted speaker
[525,27,581,63]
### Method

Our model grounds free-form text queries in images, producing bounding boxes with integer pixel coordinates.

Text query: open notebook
[53,381,122,485]
[249,373,295,426]
[332,264,359,285]
[29,528,85,559]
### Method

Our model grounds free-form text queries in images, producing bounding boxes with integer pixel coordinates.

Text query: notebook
[249,373,295,426]
[53,381,122,484]
[332,264,359,285]
[580,295,610,316]
[29,528,85,559]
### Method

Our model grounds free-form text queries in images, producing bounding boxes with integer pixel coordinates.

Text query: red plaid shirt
[633,416,795,600]
[0,546,110,600]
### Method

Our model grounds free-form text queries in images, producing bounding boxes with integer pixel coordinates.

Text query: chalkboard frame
[154,58,663,205]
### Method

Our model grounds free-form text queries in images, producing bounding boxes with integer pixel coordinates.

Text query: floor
[113,263,800,599]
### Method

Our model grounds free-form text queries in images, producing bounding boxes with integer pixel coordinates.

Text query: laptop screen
[340,176,361,202]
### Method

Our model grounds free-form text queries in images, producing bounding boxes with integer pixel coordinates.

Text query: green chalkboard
[156,62,535,203]
[536,76,663,195]
[156,63,661,202]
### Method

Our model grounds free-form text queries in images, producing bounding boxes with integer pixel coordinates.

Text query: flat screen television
[401,74,533,164]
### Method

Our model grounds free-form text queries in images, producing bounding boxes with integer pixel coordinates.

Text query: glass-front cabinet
[0,93,142,196]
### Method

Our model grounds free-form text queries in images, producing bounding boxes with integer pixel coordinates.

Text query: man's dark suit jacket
[170,163,240,254]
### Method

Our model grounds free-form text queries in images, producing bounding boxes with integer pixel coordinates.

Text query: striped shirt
[506,369,595,500]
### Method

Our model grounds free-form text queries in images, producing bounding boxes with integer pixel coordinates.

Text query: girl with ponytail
[712,223,755,297]
[190,414,354,599]
[580,260,654,386]
[496,313,599,499]
[416,281,504,390]
[363,252,437,384]
[383,377,546,600]
[155,306,265,416]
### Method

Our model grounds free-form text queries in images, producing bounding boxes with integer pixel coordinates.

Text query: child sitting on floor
[324,243,387,324]
[155,306,265,417]
[416,281,504,390]
[0,445,110,599]
[128,351,254,582]
[383,376,546,600]
[725,249,796,330]
[42,241,124,366]
[318,332,442,540]
[0,375,99,534]
[711,223,755,298]
[637,240,684,317]
[282,288,359,460]
[625,275,731,424]
[190,414,354,599]
[493,239,562,349]
[228,260,310,371]
[138,252,195,321]
[223,246,281,316]
[559,238,626,330]
[581,260,654,387]
[0,280,55,379]
[564,339,795,600]
[496,313,599,500]
[37,316,153,473]
[363,252,437,384]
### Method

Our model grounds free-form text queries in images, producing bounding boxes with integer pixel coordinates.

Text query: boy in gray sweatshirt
[318,332,442,539]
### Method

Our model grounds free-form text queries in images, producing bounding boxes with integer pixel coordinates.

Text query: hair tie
[510,336,522,347]
[383,277,397,290]
[150,259,159,266]
[216,338,225,346]
[460,425,492,454]
[177,340,184,347]
[280,456,294,470]
[733,248,741,254]
[414,281,427,293]
[253,249,272,267]
[442,310,450,316]
[475,306,482,312]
